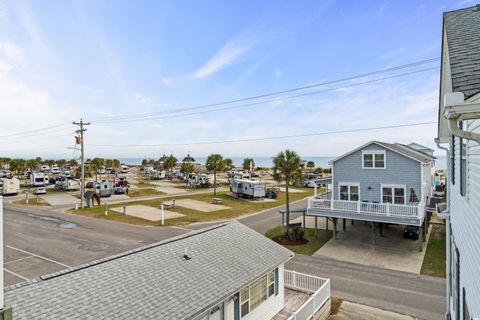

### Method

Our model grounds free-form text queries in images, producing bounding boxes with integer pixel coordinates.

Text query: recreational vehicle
[96,180,113,197]
[55,176,80,191]
[230,178,266,198]
[146,170,165,180]
[40,165,50,172]
[30,172,48,187]
[120,164,129,173]
[187,173,212,188]
[50,165,60,174]
[0,178,20,195]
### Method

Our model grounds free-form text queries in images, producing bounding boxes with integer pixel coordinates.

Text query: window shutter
[234,292,240,320]
[274,268,279,296]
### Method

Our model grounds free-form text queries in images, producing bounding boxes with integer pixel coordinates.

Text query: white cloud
[274,67,282,79]
[0,41,28,67]
[162,77,172,87]
[191,36,255,79]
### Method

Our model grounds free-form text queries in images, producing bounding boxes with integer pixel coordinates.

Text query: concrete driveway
[293,216,428,274]
[40,194,79,206]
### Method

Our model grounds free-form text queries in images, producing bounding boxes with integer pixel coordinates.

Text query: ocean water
[119,155,447,169]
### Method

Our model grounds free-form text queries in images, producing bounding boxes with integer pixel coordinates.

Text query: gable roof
[443,5,480,99]
[329,141,435,165]
[5,221,293,320]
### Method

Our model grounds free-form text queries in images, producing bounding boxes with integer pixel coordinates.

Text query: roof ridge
[443,4,480,15]
[4,222,231,292]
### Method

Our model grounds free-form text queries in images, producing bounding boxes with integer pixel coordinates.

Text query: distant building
[436,5,480,320]
[5,221,330,319]
[407,142,435,157]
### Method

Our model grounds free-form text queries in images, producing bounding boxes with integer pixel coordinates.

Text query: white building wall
[224,298,235,320]
[448,92,480,318]
[241,264,285,320]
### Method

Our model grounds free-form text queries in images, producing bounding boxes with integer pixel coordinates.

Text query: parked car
[35,187,47,195]
[404,225,420,240]
[114,187,125,194]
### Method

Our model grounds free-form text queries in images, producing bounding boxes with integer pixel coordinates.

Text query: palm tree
[91,158,105,181]
[242,158,254,172]
[163,155,177,181]
[57,159,67,168]
[10,158,27,178]
[180,162,195,184]
[272,150,303,235]
[112,159,121,169]
[68,159,78,168]
[222,158,234,171]
[206,154,224,196]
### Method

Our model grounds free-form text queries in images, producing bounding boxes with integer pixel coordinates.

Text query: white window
[362,150,386,169]
[339,183,359,201]
[240,271,275,318]
[381,184,405,205]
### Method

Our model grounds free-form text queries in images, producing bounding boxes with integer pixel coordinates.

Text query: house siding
[332,143,423,204]
[448,93,480,318]
[240,264,285,320]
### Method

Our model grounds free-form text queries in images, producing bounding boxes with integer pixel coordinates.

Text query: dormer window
[362,150,385,169]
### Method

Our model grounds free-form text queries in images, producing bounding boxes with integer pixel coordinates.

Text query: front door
[209,303,224,320]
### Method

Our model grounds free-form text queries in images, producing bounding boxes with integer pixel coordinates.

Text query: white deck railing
[308,197,424,219]
[284,270,330,320]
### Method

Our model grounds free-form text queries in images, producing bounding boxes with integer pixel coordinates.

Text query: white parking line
[4,255,34,265]
[6,245,71,268]
[4,268,30,281]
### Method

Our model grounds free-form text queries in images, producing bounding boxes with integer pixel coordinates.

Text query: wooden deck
[272,289,311,320]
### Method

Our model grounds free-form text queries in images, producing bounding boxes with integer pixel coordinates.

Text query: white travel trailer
[120,164,129,173]
[0,178,20,195]
[55,176,80,191]
[50,165,60,174]
[96,180,113,197]
[40,165,50,172]
[230,178,266,198]
[30,172,48,187]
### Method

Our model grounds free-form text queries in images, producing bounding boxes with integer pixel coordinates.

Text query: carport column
[314,216,318,237]
[333,218,338,239]
[342,218,346,232]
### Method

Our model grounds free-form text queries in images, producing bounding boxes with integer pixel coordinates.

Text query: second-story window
[362,151,385,169]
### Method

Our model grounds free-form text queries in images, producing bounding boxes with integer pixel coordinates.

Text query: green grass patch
[421,224,446,278]
[265,225,332,256]
[72,188,316,226]
[13,198,50,206]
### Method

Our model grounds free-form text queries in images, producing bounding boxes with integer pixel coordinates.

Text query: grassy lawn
[133,182,157,188]
[72,188,315,226]
[421,223,446,278]
[13,198,50,206]
[128,188,165,198]
[265,225,332,256]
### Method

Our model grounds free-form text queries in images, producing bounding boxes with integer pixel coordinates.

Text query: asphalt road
[3,200,445,320]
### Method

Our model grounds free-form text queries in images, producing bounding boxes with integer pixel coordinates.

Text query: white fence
[308,198,424,219]
[284,270,330,320]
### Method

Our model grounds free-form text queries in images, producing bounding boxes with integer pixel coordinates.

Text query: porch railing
[284,270,330,320]
[308,198,424,219]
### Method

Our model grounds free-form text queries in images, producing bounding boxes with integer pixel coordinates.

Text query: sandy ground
[111,205,185,221]
[247,198,278,203]
[330,301,414,320]
[173,199,231,212]
[154,186,188,194]
[290,216,428,274]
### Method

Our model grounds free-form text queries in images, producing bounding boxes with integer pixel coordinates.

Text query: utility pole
[73,118,90,209]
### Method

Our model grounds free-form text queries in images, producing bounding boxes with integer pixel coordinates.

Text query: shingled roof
[5,221,293,320]
[443,5,480,99]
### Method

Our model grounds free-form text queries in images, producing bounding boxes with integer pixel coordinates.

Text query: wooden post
[422,221,426,243]
[302,211,306,231]
[333,218,338,239]
[326,217,329,231]
[342,218,346,232]
[419,222,424,252]
[379,223,383,237]
[372,222,377,245]
[315,216,318,237]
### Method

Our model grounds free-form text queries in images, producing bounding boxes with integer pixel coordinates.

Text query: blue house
[307,141,435,242]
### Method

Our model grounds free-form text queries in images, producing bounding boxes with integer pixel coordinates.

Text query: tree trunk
[213,169,217,196]
[285,178,290,235]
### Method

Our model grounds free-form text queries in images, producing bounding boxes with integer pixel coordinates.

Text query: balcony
[307,197,425,226]
[273,270,330,320]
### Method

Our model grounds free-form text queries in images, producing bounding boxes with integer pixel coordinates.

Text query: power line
[89,121,437,147]
[0,123,70,139]
[89,58,440,123]
[93,66,439,124]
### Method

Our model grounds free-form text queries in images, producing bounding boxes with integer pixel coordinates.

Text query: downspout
[435,138,451,319]
[448,118,480,144]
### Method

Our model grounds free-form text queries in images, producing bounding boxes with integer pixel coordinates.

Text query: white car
[35,187,47,195]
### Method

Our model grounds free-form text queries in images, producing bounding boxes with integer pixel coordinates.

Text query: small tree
[242,158,254,172]
[163,155,177,181]
[68,159,78,168]
[206,154,224,196]
[306,161,315,172]
[112,159,121,168]
[180,162,195,184]
[272,150,303,236]
[222,158,234,171]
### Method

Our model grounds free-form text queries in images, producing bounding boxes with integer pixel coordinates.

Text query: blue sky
[0,0,475,160]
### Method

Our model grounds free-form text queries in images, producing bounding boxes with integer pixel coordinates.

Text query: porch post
[351,219,354,225]
[379,223,383,237]
[302,211,306,231]
[315,216,318,237]
[326,217,329,231]
[372,222,377,245]
[419,222,424,252]
[342,218,346,232]
[333,218,338,239]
